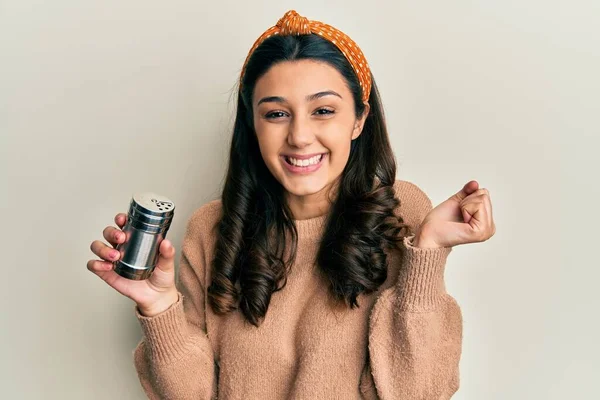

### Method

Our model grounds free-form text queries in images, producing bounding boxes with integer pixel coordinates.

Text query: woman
[88,10,495,399]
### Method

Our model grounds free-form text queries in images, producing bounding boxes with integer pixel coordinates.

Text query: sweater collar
[293,213,328,240]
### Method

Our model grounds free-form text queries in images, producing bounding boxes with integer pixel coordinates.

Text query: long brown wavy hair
[207,34,412,327]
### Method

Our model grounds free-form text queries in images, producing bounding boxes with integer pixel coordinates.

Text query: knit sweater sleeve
[365,181,463,399]
[132,205,218,400]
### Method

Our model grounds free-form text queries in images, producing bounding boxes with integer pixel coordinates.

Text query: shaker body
[113,193,175,280]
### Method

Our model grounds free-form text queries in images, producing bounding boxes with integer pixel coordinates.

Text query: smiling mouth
[283,154,325,167]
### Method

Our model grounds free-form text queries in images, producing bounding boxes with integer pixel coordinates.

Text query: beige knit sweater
[133,180,463,399]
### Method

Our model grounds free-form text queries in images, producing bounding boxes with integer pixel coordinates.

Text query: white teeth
[287,154,323,167]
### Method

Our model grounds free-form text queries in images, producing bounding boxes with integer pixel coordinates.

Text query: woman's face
[252,60,369,202]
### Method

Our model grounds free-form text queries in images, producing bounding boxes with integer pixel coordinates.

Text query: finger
[481,193,496,235]
[86,264,136,299]
[154,239,176,274]
[103,226,125,248]
[463,189,494,233]
[90,240,121,262]
[115,213,128,229]
[452,180,479,202]
[461,188,488,203]
[460,195,485,222]
[87,259,114,273]
[461,200,485,228]
[461,201,494,242]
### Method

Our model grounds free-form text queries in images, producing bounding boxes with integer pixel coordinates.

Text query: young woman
[88,10,495,399]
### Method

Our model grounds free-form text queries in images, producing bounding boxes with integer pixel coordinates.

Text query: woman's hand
[87,213,179,317]
[414,180,496,249]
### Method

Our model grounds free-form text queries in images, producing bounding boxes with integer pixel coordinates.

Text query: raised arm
[133,208,218,400]
[366,182,463,399]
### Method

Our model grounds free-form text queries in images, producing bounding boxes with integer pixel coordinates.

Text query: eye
[314,108,335,116]
[265,111,288,119]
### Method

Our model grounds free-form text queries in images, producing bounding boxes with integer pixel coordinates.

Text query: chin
[281,176,329,197]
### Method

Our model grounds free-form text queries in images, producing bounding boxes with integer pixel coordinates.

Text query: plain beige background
[1,0,598,399]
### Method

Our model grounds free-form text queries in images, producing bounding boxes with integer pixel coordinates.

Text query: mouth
[281,153,327,174]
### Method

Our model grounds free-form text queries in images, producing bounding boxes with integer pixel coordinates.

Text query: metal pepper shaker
[113,192,175,280]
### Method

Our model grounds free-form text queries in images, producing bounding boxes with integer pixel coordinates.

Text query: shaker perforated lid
[131,192,175,217]
[127,193,175,233]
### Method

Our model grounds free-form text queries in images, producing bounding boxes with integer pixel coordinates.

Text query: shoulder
[181,199,222,250]
[178,199,222,283]
[187,199,223,233]
[177,199,222,292]
[185,198,223,239]
[391,179,433,231]
[182,182,433,236]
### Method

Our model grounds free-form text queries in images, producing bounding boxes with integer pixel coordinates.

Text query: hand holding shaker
[114,192,175,280]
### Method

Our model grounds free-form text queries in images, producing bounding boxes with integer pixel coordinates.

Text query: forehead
[253,60,350,103]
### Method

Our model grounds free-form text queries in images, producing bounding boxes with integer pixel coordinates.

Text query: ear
[351,102,370,140]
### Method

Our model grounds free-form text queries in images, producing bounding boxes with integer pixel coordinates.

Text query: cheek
[320,130,353,171]
[254,130,286,176]
[329,144,351,174]
[255,121,280,155]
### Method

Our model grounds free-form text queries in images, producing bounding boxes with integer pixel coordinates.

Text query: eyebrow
[257,90,342,106]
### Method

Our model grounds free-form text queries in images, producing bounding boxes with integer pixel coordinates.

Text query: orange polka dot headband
[240,10,372,103]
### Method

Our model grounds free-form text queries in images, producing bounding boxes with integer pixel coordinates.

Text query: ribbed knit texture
[133,180,463,399]
[137,295,190,364]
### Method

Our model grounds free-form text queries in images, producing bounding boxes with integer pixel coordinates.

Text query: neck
[286,181,339,220]
[287,196,329,220]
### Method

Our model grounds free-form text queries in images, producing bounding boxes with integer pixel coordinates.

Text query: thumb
[452,180,479,202]
[155,239,176,273]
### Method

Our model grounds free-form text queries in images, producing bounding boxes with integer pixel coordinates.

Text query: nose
[287,115,315,148]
